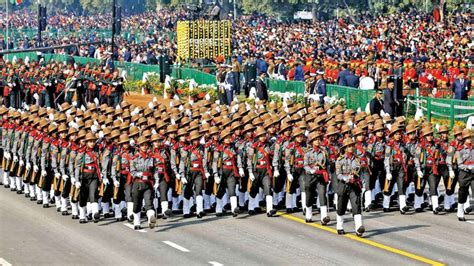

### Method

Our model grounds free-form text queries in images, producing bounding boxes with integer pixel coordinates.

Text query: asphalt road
[1,187,473,266]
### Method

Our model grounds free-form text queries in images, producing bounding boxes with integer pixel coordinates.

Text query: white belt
[224,162,233,166]
[192,163,201,168]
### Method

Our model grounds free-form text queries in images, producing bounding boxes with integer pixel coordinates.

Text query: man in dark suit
[344,69,360,88]
[337,63,350,86]
[383,81,396,118]
[370,89,384,115]
[256,72,268,101]
[452,71,471,100]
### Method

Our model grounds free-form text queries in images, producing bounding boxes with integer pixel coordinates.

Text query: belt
[257,161,267,165]
[192,163,202,168]
[85,165,96,171]
[83,169,96,173]
[224,162,233,166]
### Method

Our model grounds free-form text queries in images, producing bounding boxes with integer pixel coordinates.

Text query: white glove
[62,175,69,181]
[249,173,255,182]
[205,172,211,180]
[54,173,61,179]
[26,162,31,171]
[41,170,47,177]
[13,155,18,162]
[175,173,181,180]
[239,168,245,177]
[153,182,159,190]
[386,173,392,181]
[287,173,294,182]
[98,131,104,139]
[135,172,143,178]
[103,178,109,185]
[33,165,39,173]
[181,177,188,185]
[75,182,81,189]
[214,174,221,184]
[19,159,24,166]
[274,169,280,178]
[114,180,120,187]
[4,152,10,160]
[417,171,424,178]
[449,170,455,179]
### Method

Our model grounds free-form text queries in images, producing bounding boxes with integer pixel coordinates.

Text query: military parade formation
[1,85,473,237]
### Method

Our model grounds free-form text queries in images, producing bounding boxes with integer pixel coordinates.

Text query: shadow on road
[364,224,429,238]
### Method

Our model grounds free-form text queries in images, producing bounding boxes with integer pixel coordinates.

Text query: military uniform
[303,140,330,224]
[130,145,158,229]
[414,136,441,213]
[179,141,208,218]
[247,133,276,217]
[111,143,134,221]
[384,136,410,213]
[151,141,172,218]
[335,140,364,236]
[454,134,474,221]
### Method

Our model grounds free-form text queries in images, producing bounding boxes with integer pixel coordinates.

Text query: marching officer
[130,136,158,229]
[366,121,386,209]
[303,131,331,224]
[447,126,468,213]
[111,134,133,221]
[40,123,58,208]
[284,126,306,214]
[273,121,292,212]
[335,138,364,237]
[247,126,276,217]
[436,125,455,211]
[212,129,240,216]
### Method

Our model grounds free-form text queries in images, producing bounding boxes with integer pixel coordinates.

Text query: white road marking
[163,241,190,252]
[208,261,223,266]
[123,223,146,233]
[0,258,12,266]
[466,221,474,224]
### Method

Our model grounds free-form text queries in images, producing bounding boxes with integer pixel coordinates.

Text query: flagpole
[6,0,9,51]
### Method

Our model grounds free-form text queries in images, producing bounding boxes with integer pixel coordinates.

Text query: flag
[9,0,23,5]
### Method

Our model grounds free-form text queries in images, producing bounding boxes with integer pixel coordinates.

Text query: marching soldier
[236,122,255,211]
[303,131,331,224]
[353,126,372,212]
[40,123,58,208]
[366,121,386,209]
[284,126,306,214]
[212,129,240,216]
[170,128,187,214]
[414,127,442,214]
[179,130,209,219]
[247,126,276,217]
[150,133,173,219]
[51,122,69,212]
[130,136,158,230]
[111,134,133,221]
[436,125,455,212]
[74,133,102,224]
[59,127,77,216]
[446,126,467,213]
[273,121,292,212]
[335,138,364,237]
[384,124,410,214]
[454,129,474,222]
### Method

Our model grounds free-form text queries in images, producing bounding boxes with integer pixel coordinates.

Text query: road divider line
[0,258,12,266]
[123,223,146,233]
[208,261,223,266]
[277,212,445,266]
[163,241,190,252]
[466,221,474,224]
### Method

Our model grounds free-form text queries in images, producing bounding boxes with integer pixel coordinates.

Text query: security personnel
[237,123,255,211]
[455,129,474,222]
[384,124,410,214]
[323,125,340,210]
[59,127,78,217]
[31,118,48,205]
[130,136,158,230]
[212,129,240,217]
[414,127,442,214]
[170,128,187,213]
[335,138,364,237]
[179,130,209,218]
[74,133,102,224]
[247,126,276,217]
[353,126,372,212]
[17,114,32,196]
[303,131,331,224]
[51,123,68,212]
[150,133,173,219]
